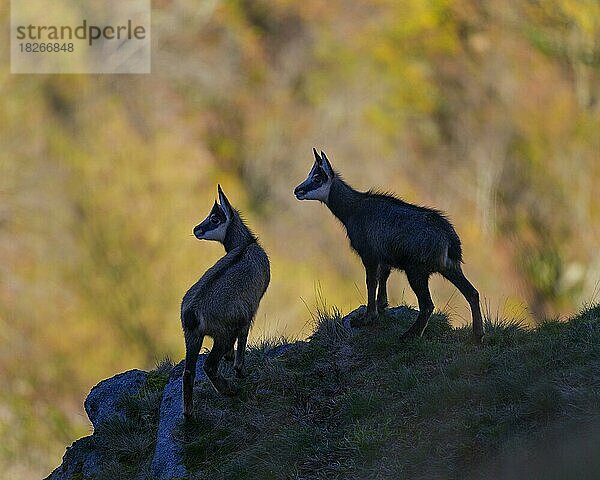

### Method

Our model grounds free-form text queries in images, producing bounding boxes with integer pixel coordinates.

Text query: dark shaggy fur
[295,150,483,342]
[182,187,270,418]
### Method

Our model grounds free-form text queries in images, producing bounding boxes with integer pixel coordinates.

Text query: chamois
[294,149,483,343]
[181,185,270,418]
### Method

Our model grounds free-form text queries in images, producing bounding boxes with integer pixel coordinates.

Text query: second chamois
[181,185,270,418]
[294,149,483,343]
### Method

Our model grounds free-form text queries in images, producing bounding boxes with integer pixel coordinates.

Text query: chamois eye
[313,174,322,183]
[210,214,220,224]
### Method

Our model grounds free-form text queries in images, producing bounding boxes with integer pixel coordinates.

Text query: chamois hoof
[183,400,194,419]
[207,375,239,397]
[470,333,484,345]
[377,301,389,311]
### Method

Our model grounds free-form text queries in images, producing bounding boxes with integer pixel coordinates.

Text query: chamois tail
[445,235,463,270]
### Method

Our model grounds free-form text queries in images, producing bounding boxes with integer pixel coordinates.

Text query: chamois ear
[217,184,233,219]
[313,147,322,164]
[320,150,334,176]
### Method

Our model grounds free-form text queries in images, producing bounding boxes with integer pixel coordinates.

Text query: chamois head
[193,185,233,243]
[294,148,335,202]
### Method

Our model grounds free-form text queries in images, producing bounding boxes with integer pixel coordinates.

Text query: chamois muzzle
[294,184,307,199]
[193,224,204,239]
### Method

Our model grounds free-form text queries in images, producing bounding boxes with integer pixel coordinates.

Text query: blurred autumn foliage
[0,0,599,477]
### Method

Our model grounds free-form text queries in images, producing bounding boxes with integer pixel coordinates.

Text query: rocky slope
[46,304,600,480]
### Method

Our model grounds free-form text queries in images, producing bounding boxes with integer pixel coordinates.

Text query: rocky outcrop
[85,369,148,429]
[46,369,148,480]
[45,342,303,480]
[150,357,203,479]
[46,306,373,480]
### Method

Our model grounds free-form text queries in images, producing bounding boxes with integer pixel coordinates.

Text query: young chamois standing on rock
[181,185,270,418]
[294,149,483,343]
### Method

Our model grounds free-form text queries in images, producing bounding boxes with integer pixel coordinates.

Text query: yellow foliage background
[1,1,599,477]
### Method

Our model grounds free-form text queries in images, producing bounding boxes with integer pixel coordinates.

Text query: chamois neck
[326,176,362,224]
[223,212,256,252]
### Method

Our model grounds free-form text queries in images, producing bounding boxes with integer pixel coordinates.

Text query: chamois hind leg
[203,335,238,397]
[183,333,203,419]
[224,346,235,362]
[441,267,483,343]
[234,323,250,378]
[377,264,392,311]
[402,268,434,339]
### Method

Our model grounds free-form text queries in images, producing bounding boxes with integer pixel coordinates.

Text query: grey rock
[48,369,149,479]
[44,436,95,480]
[150,355,206,480]
[150,344,295,479]
[84,369,148,430]
[50,342,300,480]
[342,305,367,329]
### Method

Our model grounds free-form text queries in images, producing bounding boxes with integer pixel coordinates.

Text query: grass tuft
[483,316,528,346]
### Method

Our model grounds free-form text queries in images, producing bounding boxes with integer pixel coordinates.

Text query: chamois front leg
[351,261,379,328]
[365,263,379,319]
[234,324,250,378]
[377,264,391,311]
